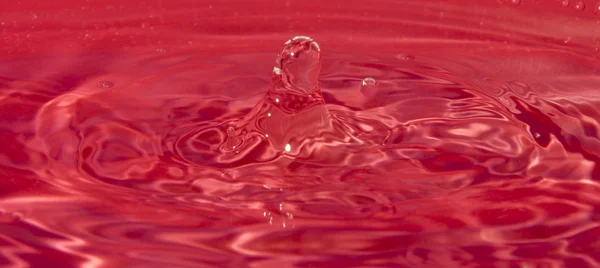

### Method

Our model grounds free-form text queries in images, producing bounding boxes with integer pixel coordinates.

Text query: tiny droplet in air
[285,144,291,152]
[360,77,377,96]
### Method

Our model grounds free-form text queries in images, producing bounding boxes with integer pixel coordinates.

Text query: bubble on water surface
[360,77,377,96]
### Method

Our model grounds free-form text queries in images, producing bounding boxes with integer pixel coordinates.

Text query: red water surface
[2,0,600,267]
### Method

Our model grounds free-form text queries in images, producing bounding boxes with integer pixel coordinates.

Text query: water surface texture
[2,0,600,267]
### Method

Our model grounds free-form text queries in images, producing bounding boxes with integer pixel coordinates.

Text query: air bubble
[360,77,377,96]
[574,1,585,10]
[97,81,114,88]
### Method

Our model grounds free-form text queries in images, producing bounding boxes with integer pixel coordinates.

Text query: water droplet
[574,1,585,10]
[360,77,377,96]
[397,54,415,61]
[511,0,521,5]
[267,113,271,117]
[562,0,570,7]
[595,2,600,14]
[97,81,114,88]
[156,48,166,53]
[284,144,291,152]
[273,36,321,95]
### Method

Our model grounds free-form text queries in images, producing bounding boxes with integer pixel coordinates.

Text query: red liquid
[2,0,600,267]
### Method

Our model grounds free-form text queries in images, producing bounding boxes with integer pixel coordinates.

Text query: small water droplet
[595,2,600,14]
[275,98,280,103]
[284,144,291,152]
[562,0,570,7]
[574,0,585,10]
[397,54,415,61]
[156,48,166,53]
[360,77,377,96]
[97,81,114,88]
[267,113,272,117]
[511,0,521,5]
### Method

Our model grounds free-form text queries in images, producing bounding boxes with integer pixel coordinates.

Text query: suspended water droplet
[360,77,377,96]
[284,144,291,152]
[272,36,321,95]
[562,0,570,7]
[574,0,585,10]
[97,81,114,88]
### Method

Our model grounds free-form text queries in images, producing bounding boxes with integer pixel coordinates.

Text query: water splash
[273,36,322,95]
[223,126,242,152]
[230,36,335,156]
